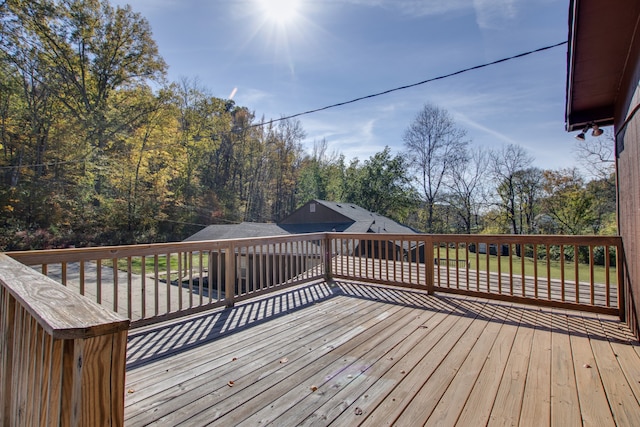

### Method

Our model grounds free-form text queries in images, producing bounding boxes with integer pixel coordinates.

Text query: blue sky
[113,0,579,170]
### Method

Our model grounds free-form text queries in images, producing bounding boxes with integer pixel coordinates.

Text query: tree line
[0,0,616,250]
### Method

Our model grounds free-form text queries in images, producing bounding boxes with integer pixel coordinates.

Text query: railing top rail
[6,233,622,265]
[326,232,621,246]
[0,253,129,339]
[6,232,329,265]
[426,234,622,245]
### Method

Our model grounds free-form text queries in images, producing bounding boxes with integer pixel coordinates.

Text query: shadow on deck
[125,281,640,426]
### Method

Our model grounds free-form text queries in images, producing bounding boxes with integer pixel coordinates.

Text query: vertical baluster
[112,257,119,313]
[560,244,566,301]
[166,253,171,313]
[97,259,103,305]
[197,251,203,306]
[153,255,159,316]
[508,244,514,295]
[497,243,502,294]
[188,251,194,308]
[605,245,611,307]
[589,245,595,306]
[177,252,183,311]
[533,244,539,299]
[127,257,133,318]
[521,244,526,297]
[77,260,84,297]
[141,256,146,319]
[574,244,580,304]
[485,242,490,293]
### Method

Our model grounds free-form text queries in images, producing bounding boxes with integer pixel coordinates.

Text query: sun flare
[257,0,301,25]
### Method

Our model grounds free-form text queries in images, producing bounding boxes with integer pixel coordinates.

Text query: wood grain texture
[0,254,129,339]
[122,282,640,426]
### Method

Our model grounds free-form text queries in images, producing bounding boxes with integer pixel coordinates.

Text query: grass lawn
[435,246,616,284]
[106,246,617,286]
[108,252,211,281]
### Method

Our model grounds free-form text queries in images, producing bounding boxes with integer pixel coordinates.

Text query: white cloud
[341,0,526,29]
[341,0,472,16]
[473,0,520,29]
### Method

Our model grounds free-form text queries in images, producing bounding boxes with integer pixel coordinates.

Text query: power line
[252,40,568,127]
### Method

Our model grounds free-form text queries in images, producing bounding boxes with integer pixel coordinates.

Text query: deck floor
[124,281,640,426]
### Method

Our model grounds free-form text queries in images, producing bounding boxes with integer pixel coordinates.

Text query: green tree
[541,168,595,235]
[8,0,166,198]
[342,147,416,222]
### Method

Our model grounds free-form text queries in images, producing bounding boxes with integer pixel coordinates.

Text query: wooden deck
[124,281,640,426]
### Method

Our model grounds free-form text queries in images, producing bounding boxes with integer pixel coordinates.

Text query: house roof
[183,222,289,242]
[184,200,419,242]
[565,0,640,131]
[281,200,418,234]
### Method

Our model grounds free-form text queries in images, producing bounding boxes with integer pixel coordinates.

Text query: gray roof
[183,222,289,242]
[184,200,419,242]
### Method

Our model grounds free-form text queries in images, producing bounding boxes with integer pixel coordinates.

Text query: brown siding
[614,23,640,336]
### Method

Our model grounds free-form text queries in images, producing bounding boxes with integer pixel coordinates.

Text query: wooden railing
[6,232,623,329]
[327,233,623,316]
[0,253,129,426]
[8,234,327,328]
[0,232,624,425]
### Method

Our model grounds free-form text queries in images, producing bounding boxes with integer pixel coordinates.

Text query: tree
[490,144,536,234]
[574,128,615,182]
[266,118,305,222]
[342,147,416,222]
[446,146,489,233]
[541,168,595,234]
[403,103,468,232]
[7,0,166,199]
[296,139,337,203]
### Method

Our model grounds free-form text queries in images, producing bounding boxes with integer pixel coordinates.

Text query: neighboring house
[565,0,640,335]
[184,200,424,293]
[185,200,418,240]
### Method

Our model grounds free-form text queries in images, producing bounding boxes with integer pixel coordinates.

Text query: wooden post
[225,243,236,308]
[0,254,129,427]
[618,243,626,321]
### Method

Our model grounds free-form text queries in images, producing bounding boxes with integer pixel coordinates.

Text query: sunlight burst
[257,0,300,25]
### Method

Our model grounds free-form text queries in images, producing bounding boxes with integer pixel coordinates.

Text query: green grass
[434,246,616,284]
[104,246,617,286]
[106,252,211,281]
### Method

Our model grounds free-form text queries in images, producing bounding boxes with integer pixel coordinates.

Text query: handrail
[8,233,328,327]
[0,232,624,425]
[6,232,623,323]
[327,232,623,316]
[0,253,129,426]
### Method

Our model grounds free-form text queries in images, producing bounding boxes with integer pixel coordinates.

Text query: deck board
[124,281,640,426]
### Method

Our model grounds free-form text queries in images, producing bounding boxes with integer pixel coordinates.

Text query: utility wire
[252,40,568,127]
[1,41,567,170]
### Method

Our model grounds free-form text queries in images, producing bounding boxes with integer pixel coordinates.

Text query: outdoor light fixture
[591,124,603,137]
[575,126,589,141]
[575,123,603,140]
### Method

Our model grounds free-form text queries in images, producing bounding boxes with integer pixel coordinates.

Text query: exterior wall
[280,201,351,224]
[614,24,640,336]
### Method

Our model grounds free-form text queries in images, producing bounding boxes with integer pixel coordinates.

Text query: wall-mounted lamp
[575,123,603,140]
